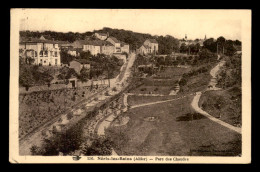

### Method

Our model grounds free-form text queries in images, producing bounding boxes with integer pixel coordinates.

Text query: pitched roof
[147,39,158,44]
[84,40,113,46]
[141,45,150,49]
[108,36,120,43]
[19,36,59,44]
[120,41,129,47]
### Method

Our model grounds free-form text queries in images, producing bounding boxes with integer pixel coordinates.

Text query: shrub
[154,87,159,91]
[140,88,147,91]
[82,137,113,156]
[112,87,117,92]
[105,91,110,96]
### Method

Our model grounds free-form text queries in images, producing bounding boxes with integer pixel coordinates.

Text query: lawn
[128,95,177,106]
[155,67,191,79]
[106,95,241,156]
[181,73,211,93]
[198,87,242,127]
[129,85,173,95]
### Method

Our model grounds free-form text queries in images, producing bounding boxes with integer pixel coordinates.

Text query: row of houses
[61,33,130,56]
[19,32,161,68]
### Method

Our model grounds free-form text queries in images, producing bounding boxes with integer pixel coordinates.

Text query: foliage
[82,137,113,156]
[60,50,75,64]
[156,35,179,54]
[203,37,241,56]
[217,54,241,88]
[78,67,89,82]
[19,66,34,89]
[58,67,77,80]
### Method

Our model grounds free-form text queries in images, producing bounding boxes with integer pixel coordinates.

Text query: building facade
[19,36,61,66]
[120,42,130,54]
[137,39,158,55]
[143,39,159,54]
[107,37,121,53]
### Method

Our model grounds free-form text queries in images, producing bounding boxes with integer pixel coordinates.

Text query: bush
[112,87,117,92]
[140,88,147,91]
[82,137,113,156]
[105,91,110,96]
[154,87,159,91]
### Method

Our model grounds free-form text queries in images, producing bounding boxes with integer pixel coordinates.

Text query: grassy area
[128,95,177,106]
[107,96,241,156]
[198,86,241,127]
[129,85,173,95]
[155,67,191,79]
[181,73,211,93]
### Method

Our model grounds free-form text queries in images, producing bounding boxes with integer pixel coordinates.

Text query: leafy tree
[60,50,75,64]
[82,137,113,156]
[19,67,34,90]
[79,67,89,82]
[180,43,188,53]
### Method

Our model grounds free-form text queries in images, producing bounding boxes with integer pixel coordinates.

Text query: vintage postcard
[10,9,251,163]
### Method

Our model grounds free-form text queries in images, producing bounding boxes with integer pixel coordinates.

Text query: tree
[224,40,236,56]
[19,67,34,90]
[217,36,226,54]
[79,67,89,82]
[60,50,75,64]
[180,43,188,53]
[82,137,113,156]
[203,38,217,53]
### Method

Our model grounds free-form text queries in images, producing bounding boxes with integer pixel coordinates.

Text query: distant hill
[20,27,180,54]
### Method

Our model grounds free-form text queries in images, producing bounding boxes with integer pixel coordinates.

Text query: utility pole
[217,43,218,55]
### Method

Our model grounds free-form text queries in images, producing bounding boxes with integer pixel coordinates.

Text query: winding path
[191,61,241,134]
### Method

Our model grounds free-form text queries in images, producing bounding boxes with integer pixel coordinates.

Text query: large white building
[137,39,159,55]
[19,36,61,66]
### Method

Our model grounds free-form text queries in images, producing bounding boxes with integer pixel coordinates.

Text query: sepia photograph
[9,9,251,163]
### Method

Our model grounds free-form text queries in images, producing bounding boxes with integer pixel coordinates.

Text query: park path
[130,93,196,109]
[191,61,241,134]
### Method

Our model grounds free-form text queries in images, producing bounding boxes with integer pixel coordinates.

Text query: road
[95,53,136,156]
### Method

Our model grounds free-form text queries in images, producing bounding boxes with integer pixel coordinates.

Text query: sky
[18,9,242,40]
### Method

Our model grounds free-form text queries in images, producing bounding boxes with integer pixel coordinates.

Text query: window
[40,51,43,57]
[44,60,46,63]
[35,51,37,57]
[44,51,48,57]
[55,52,58,57]
[55,59,57,65]
[50,51,53,56]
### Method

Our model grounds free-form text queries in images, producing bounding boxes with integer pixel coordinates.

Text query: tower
[185,34,187,40]
[204,35,207,40]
